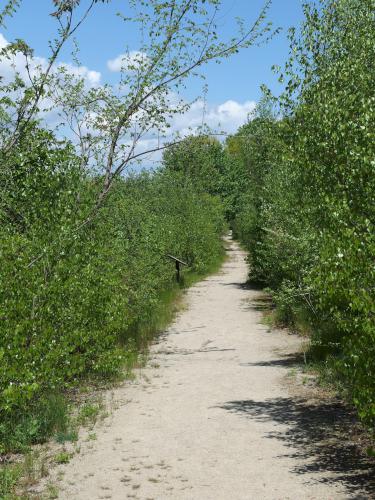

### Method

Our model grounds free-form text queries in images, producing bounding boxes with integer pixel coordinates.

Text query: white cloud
[58,62,101,86]
[169,98,256,138]
[107,51,148,72]
[131,95,256,143]
[0,32,101,88]
[0,33,7,49]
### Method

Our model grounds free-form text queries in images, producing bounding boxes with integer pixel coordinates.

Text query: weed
[56,470,65,480]
[20,451,48,488]
[46,482,59,499]
[76,401,103,427]
[55,429,78,444]
[54,451,72,465]
[0,463,21,499]
[0,394,69,454]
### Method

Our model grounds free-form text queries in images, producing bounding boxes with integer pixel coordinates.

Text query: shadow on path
[218,397,375,498]
[156,347,236,356]
[222,281,264,291]
[239,353,304,368]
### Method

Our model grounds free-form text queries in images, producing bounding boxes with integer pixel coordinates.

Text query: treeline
[0,127,225,452]
[169,0,375,428]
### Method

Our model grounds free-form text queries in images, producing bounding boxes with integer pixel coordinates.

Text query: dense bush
[223,0,375,427]
[0,128,225,452]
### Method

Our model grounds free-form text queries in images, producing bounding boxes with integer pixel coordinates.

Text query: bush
[223,0,375,428]
[0,130,225,452]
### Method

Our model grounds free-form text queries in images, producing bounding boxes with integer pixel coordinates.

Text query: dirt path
[50,238,373,499]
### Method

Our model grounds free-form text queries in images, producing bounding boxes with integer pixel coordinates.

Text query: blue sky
[1,1,305,165]
[3,0,304,103]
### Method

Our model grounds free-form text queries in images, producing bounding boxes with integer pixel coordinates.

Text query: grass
[54,451,72,465]
[0,450,51,499]
[123,246,226,357]
[0,396,107,497]
[55,429,78,444]
[75,401,103,427]
[45,482,59,499]
[0,393,69,455]
[0,463,21,500]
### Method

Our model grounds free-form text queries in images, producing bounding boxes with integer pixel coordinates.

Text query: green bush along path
[0,164,225,454]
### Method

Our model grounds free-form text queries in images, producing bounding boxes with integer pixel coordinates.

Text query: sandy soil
[47,238,373,499]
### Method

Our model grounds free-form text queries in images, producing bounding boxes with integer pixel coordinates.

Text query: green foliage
[282,0,375,427]
[0,393,69,454]
[0,1,21,28]
[163,136,225,195]
[75,402,103,427]
[224,0,375,428]
[0,126,225,453]
[55,429,78,444]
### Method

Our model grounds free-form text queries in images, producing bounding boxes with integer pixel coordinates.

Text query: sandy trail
[53,238,372,499]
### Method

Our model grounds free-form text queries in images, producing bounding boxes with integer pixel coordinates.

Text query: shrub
[223,0,375,428]
[0,131,225,452]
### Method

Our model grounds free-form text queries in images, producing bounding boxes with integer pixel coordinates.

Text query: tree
[0,0,275,213]
[162,135,225,194]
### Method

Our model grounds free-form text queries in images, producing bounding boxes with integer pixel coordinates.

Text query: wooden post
[167,254,188,283]
[176,260,180,283]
